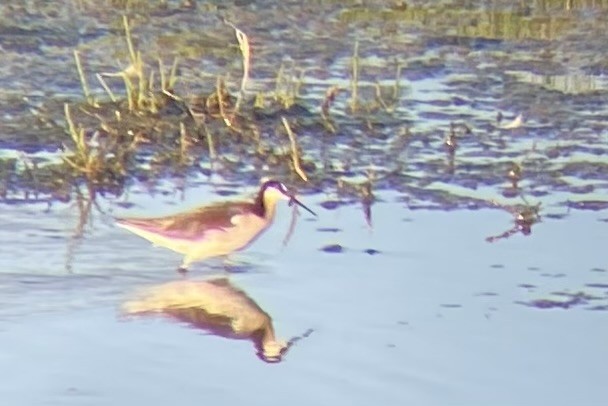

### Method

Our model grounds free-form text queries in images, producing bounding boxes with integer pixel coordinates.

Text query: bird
[115,180,316,272]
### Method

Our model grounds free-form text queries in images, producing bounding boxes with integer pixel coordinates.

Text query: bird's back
[116,201,260,242]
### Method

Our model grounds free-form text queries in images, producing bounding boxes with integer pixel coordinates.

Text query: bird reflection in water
[122,278,312,363]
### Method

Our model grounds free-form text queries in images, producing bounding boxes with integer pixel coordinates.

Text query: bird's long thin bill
[289,197,317,216]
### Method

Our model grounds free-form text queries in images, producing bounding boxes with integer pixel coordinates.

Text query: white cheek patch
[268,187,290,201]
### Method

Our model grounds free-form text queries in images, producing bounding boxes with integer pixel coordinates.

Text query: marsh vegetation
[0,1,607,403]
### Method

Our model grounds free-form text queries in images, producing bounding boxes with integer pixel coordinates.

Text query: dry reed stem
[123,75,134,111]
[275,62,286,96]
[374,82,392,111]
[135,52,146,110]
[293,68,308,97]
[216,76,234,129]
[123,15,137,64]
[115,16,149,112]
[96,73,117,102]
[62,104,93,173]
[393,64,402,101]
[159,58,167,91]
[148,70,155,92]
[179,122,188,164]
[158,57,179,92]
[202,122,217,160]
[64,104,84,151]
[64,104,76,140]
[223,18,250,111]
[281,116,308,182]
[74,50,93,105]
[169,57,179,89]
[349,40,359,114]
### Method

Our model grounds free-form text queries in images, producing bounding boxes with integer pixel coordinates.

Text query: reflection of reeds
[336,171,376,228]
[179,122,190,166]
[65,181,103,273]
[321,86,341,133]
[16,152,39,198]
[362,169,375,229]
[486,198,541,243]
[507,162,522,189]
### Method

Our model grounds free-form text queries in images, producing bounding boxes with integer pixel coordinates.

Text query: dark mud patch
[516,291,608,310]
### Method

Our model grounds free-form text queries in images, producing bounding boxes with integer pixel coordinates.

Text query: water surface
[0,1,607,405]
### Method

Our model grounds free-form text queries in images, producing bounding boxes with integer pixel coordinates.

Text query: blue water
[0,184,606,406]
[1,1,608,404]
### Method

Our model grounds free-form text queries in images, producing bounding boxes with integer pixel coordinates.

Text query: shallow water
[1,182,607,405]
[1,1,608,405]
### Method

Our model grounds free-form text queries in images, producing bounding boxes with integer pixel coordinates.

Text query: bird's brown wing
[116,202,256,241]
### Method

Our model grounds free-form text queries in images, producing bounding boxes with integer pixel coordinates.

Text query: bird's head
[260,180,316,216]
